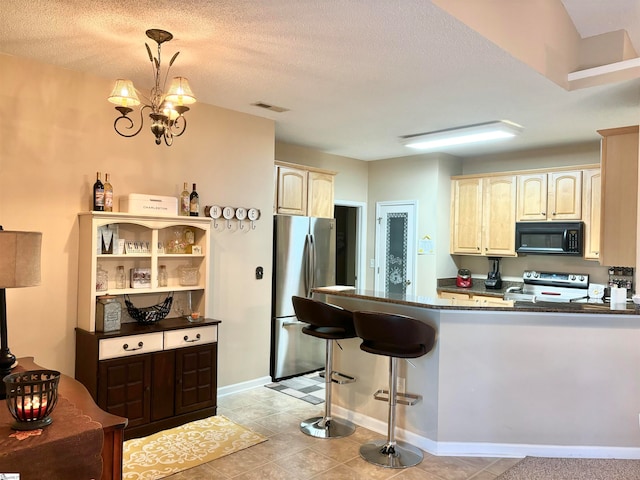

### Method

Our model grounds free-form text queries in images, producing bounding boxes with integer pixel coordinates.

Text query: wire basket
[3,369,60,430]
[125,293,173,325]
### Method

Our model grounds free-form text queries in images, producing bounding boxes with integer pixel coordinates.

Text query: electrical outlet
[397,377,406,393]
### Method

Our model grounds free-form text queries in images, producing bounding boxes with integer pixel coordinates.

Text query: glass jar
[158,265,168,288]
[115,266,127,289]
[96,264,108,292]
[179,265,200,286]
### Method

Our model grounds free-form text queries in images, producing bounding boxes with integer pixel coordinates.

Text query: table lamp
[0,227,42,399]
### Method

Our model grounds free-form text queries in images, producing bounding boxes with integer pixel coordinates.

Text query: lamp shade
[0,231,42,288]
[164,77,196,105]
[107,79,141,107]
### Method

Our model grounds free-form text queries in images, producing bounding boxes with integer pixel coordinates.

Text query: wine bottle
[104,173,113,212]
[93,172,104,211]
[180,182,190,216]
[189,183,199,216]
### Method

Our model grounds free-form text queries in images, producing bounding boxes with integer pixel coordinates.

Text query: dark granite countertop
[437,277,522,298]
[313,286,640,315]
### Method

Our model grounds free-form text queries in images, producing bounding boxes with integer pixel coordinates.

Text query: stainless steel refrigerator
[271,215,336,381]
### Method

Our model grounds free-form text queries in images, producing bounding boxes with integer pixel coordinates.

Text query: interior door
[374,201,417,296]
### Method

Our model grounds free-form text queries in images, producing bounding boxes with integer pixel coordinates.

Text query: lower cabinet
[438,291,513,307]
[76,318,220,440]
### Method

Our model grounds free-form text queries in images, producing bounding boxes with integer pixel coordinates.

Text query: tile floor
[167,386,522,479]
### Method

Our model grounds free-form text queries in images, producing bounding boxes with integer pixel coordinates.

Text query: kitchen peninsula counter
[437,277,521,298]
[314,286,639,315]
[311,286,640,458]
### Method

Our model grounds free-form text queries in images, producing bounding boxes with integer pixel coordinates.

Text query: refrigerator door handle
[282,319,308,327]
[307,233,316,297]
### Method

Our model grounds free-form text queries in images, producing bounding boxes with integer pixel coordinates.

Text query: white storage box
[120,193,178,216]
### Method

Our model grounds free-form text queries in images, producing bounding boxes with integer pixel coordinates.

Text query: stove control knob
[533,272,539,278]
[570,275,576,281]
[525,272,531,278]
[579,275,585,281]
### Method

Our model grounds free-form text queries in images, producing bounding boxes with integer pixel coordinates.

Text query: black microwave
[515,221,584,255]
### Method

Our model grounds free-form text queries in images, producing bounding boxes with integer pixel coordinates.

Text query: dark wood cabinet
[98,354,152,428]
[76,318,220,440]
[175,344,217,415]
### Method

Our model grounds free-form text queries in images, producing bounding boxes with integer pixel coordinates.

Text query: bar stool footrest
[373,389,422,406]
[319,371,356,384]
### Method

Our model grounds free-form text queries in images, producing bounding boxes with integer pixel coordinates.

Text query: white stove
[510,270,590,303]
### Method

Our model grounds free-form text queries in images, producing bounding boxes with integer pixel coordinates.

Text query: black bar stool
[292,296,357,438]
[353,311,436,468]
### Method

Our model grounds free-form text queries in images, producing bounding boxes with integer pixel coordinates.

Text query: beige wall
[367,154,462,296]
[461,143,600,175]
[275,142,368,204]
[0,54,275,387]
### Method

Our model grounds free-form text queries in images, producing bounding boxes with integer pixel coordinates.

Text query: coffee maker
[484,257,502,289]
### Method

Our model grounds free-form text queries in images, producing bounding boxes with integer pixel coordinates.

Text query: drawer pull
[183,333,201,343]
[123,341,144,351]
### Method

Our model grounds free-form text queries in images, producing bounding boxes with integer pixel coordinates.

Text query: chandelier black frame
[108,29,196,146]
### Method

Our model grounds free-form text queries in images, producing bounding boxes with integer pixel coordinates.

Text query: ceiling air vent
[252,102,289,113]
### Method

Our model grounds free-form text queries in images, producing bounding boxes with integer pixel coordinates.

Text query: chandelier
[108,29,196,146]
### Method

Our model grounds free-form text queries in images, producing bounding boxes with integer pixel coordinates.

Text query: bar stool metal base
[300,416,356,439]
[359,439,424,468]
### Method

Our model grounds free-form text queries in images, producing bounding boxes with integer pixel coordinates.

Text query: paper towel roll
[610,286,627,309]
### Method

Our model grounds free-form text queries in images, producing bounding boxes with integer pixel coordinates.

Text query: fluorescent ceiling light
[400,120,523,150]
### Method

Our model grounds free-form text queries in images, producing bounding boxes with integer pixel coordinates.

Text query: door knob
[405,280,412,286]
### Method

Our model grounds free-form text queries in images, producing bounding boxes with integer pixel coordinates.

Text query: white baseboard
[331,405,640,460]
[218,376,271,397]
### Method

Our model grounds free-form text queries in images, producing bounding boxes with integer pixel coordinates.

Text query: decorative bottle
[158,265,168,287]
[189,183,199,216]
[93,172,104,211]
[115,266,126,289]
[104,173,113,212]
[96,264,108,292]
[180,182,190,216]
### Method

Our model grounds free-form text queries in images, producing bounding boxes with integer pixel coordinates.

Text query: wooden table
[1,357,127,480]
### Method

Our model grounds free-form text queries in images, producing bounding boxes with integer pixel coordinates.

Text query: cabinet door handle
[183,333,201,343]
[123,341,144,351]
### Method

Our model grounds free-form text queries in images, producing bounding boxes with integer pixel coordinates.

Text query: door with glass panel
[374,201,416,296]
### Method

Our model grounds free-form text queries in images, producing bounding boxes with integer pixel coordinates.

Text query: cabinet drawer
[99,332,164,360]
[164,325,217,350]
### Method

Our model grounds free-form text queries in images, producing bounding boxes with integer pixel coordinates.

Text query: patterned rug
[122,415,267,480]
[265,371,326,404]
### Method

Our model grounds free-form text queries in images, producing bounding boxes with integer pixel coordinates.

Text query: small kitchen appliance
[456,269,472,288]
[484,257,502,289]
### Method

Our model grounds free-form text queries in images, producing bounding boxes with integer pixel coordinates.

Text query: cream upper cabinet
[451,175,516,256]
[482,176,517,256]
[307,171,335,218]
[582,169,601,261]
[451,177,483,254]
[516,173,547,221]
[275,164,308,216]
[598,126,639,267]
[517,171,582,221]
[275,161,336,218]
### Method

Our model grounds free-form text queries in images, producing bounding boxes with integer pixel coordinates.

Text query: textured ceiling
[0,1,638,160]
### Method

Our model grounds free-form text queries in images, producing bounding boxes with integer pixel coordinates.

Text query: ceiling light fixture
[400,120,523,151]
[108,29,196,146]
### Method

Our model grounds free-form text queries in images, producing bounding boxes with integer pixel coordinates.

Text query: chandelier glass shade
[108,29,196,146]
